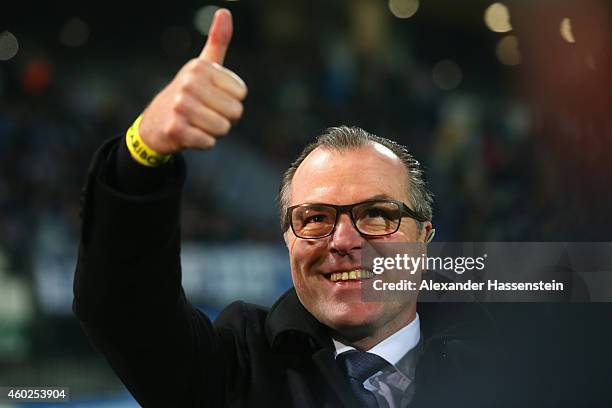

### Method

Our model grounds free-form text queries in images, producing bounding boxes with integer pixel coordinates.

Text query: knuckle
[183,58,200,74]
[184,60,211,82]
[180,75,195,94]
[232,102,244,119]
[197,135,216,150]
[234,81,248,99]
[218,117,231,135]
[191,60,211,78]
[182,137,196,149]
[172,93,188,114]
[238,86,248,100]
[165,118,185,140]
[190,58,204,70]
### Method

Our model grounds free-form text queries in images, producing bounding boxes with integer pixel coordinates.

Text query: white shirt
[332,313,421,365]
[332,314,421,408]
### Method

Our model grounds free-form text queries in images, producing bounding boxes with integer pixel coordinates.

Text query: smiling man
[73,9,495,408]
[280,134,432,354]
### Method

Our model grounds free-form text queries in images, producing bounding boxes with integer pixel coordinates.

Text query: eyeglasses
[286,199,428,239]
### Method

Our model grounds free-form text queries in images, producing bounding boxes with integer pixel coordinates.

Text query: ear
[418,221,433,243]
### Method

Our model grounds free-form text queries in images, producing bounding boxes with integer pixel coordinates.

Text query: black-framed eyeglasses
[285,199,428,239]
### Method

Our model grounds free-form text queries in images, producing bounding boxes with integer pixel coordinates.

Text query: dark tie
[337,350,391,407]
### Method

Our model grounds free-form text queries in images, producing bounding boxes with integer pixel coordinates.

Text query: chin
[320,300,385,333]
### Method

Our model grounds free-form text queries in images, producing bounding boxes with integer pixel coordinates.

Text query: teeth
[330,270,374,282]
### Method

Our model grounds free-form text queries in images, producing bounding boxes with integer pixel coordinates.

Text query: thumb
[200,8,233,64]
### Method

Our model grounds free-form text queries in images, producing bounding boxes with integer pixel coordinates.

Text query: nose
[330,213,362,255]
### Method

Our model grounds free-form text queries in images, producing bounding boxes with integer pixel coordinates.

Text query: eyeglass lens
[290,201,401,238]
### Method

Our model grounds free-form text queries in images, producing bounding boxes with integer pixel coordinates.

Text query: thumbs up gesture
[138,9,247,155]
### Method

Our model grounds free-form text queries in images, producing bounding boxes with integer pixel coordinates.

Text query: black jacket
[73,138,504,407]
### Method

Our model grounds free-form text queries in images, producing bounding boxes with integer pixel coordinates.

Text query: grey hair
[278,126,433,231]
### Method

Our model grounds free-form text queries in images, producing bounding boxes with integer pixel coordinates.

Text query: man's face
[285,143,431,340]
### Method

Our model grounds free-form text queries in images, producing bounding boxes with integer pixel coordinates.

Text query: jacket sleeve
[73,137,229,407]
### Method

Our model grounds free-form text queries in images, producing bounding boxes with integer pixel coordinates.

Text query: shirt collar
[332,313,421,366]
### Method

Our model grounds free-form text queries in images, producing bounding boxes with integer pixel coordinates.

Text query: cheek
[288,238,327,277]
[288,239,302,284]
[396,220,419,241]
[380,231,414,245]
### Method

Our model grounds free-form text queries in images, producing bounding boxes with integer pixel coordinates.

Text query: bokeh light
[560,18,576,43]
[388,0,420,19]
[194,5,220,35]
[484,3,512,33]
[432,59,462,90]
[22,59,53,94]
[0,31,19,61]
[496,35,521,65]
[59,17,90,47]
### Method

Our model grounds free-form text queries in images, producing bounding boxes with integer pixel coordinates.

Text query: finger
[185,81,243,121]
[178,94,232,136]
[180,124,218,150]
[200,8,233,64]
[210,63,248,100]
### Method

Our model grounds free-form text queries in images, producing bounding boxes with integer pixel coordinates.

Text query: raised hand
[138,8,247,155]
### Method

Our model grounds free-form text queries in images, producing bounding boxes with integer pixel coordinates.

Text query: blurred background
[1,0,612,406]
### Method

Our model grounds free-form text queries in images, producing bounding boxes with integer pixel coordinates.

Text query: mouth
[324,269,374,282]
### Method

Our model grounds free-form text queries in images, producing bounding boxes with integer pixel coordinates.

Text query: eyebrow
[295,194,400,207]
[363,194,397,201]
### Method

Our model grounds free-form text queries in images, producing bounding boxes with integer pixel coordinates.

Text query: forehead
[291,142,409,205]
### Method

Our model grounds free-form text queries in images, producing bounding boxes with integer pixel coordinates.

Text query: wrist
[125,115,171,167]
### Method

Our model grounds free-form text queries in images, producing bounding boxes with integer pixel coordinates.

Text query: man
[73,9,496,407]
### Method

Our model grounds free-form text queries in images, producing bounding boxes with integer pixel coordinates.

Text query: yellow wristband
[125,115,171,167]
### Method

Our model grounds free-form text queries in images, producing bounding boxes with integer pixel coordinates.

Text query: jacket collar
[265,288,333,352]
[265,287,493,353]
